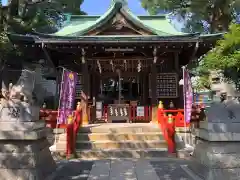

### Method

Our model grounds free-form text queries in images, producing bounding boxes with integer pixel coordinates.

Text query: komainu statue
[0,69,39,122]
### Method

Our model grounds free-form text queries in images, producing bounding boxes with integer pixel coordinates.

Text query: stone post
[0,69,56,180]
[192,101,240,180]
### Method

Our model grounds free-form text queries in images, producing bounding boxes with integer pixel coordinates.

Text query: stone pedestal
[192,102,240,180]
[0,121,56,180]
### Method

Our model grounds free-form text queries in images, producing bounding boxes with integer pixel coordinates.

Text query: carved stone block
[192,139,240,180]
[0,122,56,180]
[0,100,39,122]
[192,102,240,180]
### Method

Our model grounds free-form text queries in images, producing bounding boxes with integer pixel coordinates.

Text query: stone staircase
[54,123,169,159]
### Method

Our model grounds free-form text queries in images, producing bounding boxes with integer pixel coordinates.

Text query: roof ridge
[51,0,189,36]
[111,0,128,7]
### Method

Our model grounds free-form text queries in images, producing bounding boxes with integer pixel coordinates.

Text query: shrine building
[8,0,221,122]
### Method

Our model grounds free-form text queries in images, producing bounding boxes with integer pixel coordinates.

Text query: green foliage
[194,76,211,91]
[58,0,86,15]
[202,23,240,70]
[197,23,240,89]
[0,0,86,69]
[140,0,240,33]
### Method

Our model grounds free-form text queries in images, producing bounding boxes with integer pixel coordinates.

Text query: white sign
[96,101,102,110]
[96,110,102,119]
[137,106,145,117]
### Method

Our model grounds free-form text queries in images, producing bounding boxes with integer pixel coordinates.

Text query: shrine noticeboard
[156,73,178,98]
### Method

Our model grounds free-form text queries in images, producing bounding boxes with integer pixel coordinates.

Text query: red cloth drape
[66,110,82,157]
[73,110,82,151]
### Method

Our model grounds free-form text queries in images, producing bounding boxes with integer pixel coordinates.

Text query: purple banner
[183,67,193,123]
[57,70,78,124]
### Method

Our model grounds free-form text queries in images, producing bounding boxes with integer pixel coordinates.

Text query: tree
[0,0,86,68]
[198,23,240,89]
[59,0,86,15]
[141,0,240,33]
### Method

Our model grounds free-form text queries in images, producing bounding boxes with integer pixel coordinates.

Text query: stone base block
[193,139,240,180]
[189,163,240,180]
[0,138,56,180]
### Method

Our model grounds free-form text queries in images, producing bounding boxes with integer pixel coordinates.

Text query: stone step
[76,148,170,159]
[58,132,165,141]
[52,148,171,160]
[78,140,167,149]
[56,140,167,150]
[52,124,169,160]
[78,124,160,133]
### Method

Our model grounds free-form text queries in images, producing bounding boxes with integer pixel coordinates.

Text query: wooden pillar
[81,48,89,125]
[91,69,96,122]
[151,47,158,123]
[151,64,157,104]
[54,68,61,109]
[91,62,96,98]
[95,73,101,97]
[142,72,148,105]
[174,52,181,107]
[174,52,179,72]
[129,78,133,99]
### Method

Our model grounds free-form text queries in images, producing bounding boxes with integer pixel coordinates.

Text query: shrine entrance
[88,56,151,123]
[72,48,182,123]
[100,73,142,105]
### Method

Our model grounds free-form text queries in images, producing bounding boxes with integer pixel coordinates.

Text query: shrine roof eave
[8,33,222,45]
[199,33,224,41]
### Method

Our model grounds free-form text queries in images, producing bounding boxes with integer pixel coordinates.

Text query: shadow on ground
[150,159,195,180]
[53,160,94,180]
[51,158,203,180]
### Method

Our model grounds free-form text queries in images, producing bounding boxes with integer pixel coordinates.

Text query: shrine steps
[54,123,170,159]
[73,148,169,159]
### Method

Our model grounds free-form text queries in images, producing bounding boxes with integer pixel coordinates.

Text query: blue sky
[81,0,148,15]
[1,0,148,15]
[1,0,182,30]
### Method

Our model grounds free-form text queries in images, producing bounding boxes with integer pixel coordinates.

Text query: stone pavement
[51,158,203,180]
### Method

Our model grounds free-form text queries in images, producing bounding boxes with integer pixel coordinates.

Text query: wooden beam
[95,72,138,77]
[87,57,153,61]
[44,44,182,55]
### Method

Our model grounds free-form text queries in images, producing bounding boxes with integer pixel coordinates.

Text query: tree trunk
[8,0,19,16]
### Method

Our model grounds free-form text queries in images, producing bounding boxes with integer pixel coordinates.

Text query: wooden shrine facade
[7,0,222,109]
[73,44,182,107]
[15,40,217,109]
